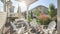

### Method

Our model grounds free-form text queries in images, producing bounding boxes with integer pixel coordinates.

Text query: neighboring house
[30,5,48,14]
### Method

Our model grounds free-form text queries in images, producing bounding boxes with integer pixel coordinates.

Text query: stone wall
[0,12,7,33]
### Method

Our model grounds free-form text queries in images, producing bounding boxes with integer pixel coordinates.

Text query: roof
[37,5,48,9]
[31,5,48,10]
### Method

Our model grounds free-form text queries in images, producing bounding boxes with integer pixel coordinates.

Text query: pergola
[0,0,38,32]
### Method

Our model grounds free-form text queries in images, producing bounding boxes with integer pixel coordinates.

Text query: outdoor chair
[43,21,56,34]
[10,19,30,34]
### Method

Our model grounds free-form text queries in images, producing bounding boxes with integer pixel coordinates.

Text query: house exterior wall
[31,5,48,15]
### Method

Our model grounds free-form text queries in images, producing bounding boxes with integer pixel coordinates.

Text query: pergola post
[58,0,60,34]
[26,6,29,20]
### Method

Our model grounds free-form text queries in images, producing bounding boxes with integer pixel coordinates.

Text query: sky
[0,0,57,13]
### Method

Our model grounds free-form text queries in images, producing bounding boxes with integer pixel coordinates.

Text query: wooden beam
[16,0,38,5]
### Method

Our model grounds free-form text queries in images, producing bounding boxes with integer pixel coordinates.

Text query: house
[30,5,48,15]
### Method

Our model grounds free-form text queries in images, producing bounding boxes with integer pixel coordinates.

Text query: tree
[48,4,57,18]
[38,13,51,25]
[33,9,40,16]
[28,9,40,22]
[28,11,32,22]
